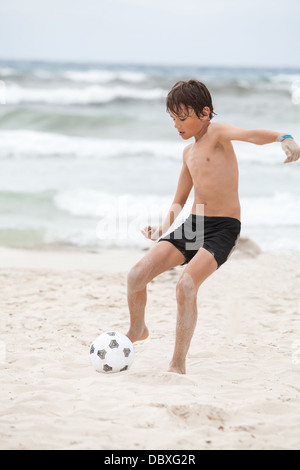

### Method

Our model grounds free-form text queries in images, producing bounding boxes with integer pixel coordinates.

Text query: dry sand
[0,240,300,450]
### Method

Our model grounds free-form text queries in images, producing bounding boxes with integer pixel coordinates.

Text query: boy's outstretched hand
[141,225,163,241]
[282,138,300,163]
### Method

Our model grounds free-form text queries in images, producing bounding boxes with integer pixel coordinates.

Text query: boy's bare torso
[185,123,241,220]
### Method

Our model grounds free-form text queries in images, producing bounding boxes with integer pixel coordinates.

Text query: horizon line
[0,57,299,71]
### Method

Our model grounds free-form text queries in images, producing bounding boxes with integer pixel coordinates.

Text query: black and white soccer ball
[90,331,135,373]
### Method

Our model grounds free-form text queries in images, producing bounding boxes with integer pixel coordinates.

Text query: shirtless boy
[126,79,300,374]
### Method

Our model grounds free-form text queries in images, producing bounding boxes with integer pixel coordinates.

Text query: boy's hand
[141,225,163,241]
[282,138,300,163]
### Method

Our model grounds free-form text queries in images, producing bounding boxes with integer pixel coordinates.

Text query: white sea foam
[5,83,166,105]
[62,69,147,83]
[0,129,291,169]
[270,74,300,85]
[1,67,147,83]
[0,130,185,160]
[0,130,288,165]
[54,189,174,218]
[241,192,300,227]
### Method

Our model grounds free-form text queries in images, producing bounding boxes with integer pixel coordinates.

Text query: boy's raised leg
[126,241,186,343]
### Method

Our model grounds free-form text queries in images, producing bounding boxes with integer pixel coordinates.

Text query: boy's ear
[201,107,210,120]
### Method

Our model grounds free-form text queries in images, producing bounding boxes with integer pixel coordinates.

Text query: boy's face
[170,106,210,140]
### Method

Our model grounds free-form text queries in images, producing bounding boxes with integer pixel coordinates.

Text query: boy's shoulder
[183,143,193,152]
[208,122,228,133]
[207,122,232,143]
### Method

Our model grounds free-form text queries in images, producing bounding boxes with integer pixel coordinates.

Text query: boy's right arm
[142,147,193,241]
[216,123,300,162]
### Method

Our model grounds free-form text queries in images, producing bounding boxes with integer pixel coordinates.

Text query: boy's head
[166,79,215,121]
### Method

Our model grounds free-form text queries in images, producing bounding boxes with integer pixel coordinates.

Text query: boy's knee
[176,273,196,303]
[127,262,148,291]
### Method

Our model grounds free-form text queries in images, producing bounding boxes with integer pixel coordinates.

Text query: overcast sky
[0,0,299,67]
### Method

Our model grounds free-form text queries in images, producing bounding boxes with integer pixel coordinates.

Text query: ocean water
[0,60,299,253]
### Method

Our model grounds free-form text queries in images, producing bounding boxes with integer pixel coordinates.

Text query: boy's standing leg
[169,247,218,374]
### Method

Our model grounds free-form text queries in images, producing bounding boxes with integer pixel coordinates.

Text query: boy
[126,79,300,374]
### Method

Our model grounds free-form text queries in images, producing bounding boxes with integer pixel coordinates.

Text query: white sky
[0,0,299,67]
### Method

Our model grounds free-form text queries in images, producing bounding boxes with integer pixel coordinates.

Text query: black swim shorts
[158,214,241,268]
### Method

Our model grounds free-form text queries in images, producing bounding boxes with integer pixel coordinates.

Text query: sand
[0,240,300,450]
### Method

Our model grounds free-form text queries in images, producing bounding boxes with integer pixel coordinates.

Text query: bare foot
[168,362,186,375]
[126,325,149,343]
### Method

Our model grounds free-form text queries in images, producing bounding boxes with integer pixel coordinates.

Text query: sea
[0,60,299,253]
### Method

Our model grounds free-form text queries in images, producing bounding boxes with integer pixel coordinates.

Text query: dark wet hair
[166,79,216,120]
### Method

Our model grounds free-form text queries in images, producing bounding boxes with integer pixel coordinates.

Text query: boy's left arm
[217,124,300,164]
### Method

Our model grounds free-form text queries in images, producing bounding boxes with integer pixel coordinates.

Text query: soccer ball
[90,331,135,373]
